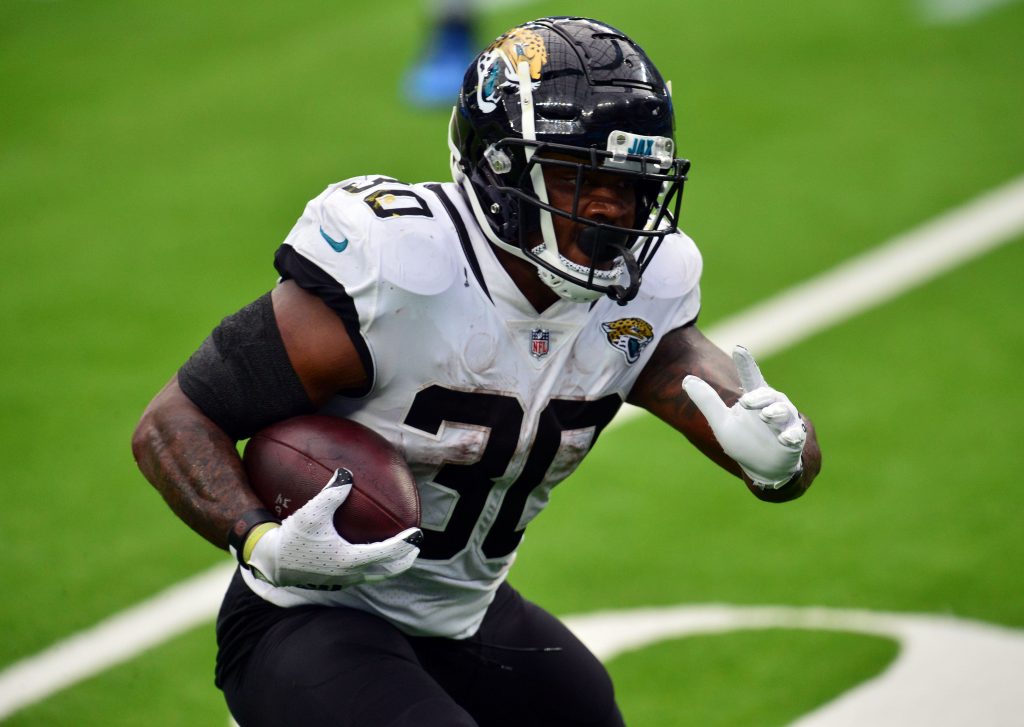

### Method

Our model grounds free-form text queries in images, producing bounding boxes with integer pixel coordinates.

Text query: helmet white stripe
[516,60,537,147]
[516,59,560,271]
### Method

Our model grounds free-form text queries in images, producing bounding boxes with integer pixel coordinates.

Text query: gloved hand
[682,346,806,489]
[245,468,422,588]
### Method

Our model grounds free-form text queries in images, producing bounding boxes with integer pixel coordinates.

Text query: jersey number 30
[404,386,621,560]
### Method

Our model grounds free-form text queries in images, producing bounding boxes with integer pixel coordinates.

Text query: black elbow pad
[178,292,314,440]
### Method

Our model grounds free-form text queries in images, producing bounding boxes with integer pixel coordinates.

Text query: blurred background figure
[404,0,478,107]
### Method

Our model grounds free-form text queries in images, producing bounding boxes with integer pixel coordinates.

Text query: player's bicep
[628,325,744,476]
[271,279,368,404]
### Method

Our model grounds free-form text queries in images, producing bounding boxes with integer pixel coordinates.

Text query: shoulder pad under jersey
[318,177,460,296]
[640,230,703,300]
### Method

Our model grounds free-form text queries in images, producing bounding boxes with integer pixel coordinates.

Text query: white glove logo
[247,468,422,589]
[682,346,806,489]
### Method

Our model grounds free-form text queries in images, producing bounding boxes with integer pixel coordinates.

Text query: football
[242,415,420,544]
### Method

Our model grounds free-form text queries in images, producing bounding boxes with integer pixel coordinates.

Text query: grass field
[2,0,1023,724]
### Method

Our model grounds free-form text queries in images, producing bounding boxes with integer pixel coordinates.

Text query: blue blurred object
[404,18,476,108]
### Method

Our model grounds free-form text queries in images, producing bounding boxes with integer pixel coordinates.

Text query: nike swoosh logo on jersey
[319,227,348,252]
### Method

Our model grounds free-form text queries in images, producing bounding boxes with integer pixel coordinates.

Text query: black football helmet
[448,16,690,304]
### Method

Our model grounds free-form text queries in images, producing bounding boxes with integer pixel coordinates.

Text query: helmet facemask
[448,17,690,305]
[498,138,688,304]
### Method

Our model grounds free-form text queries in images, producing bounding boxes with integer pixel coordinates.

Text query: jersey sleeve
[276,178,384,309]
[273,177,461,394]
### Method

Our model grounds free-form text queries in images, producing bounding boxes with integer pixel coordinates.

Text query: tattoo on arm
[628,325,744,477]
[132,378,263,549]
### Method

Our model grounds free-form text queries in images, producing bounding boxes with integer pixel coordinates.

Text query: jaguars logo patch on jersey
[601,317,654,364]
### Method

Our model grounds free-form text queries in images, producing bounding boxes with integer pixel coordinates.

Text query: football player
[133,16,821,726]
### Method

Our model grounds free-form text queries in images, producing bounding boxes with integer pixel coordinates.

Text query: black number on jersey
[364,189,433,219]
[404,386,621,560]
[340,176,433,219]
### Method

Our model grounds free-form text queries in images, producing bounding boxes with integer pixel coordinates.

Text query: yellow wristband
[242,522,280,564]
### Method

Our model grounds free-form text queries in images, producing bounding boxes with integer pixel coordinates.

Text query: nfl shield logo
[530,328,550,359]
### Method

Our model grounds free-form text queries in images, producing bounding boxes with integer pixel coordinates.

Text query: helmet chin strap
[578,227,640,304]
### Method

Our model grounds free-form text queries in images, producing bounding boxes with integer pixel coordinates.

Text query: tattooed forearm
[630,325,742,414]
[628,325,745,476]
[132,377,263,549]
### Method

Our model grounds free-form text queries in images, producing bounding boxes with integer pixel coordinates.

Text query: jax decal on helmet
[448,16,691,305]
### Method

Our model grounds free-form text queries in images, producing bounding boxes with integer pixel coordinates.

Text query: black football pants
[216,570,625,726]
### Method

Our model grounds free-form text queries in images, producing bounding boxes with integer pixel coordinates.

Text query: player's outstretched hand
[246,469,422,589]
[682,346,806,489]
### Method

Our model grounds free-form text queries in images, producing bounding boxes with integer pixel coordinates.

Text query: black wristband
[754,466,804,491]
[227,509,281,568]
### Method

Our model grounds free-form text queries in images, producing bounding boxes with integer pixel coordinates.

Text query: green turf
[1,0,1022,722]
[608,629,898,726]
[517,235,1024,626]
[1,625,224,727]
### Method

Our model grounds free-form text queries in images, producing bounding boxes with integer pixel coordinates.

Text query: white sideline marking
[0,565,235,719]
[917,0,1024,23]
[615,173,1024,425]
[563,605,1024,726]
[1,174,1023,720]
[705,174,1024,358]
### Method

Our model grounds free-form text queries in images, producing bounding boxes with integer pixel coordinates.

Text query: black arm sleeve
[178,292,315,441]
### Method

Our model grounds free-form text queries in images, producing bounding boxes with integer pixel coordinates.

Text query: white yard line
[617,174,1024,425]
[1,174,1023,721]
[705,174,1024,357]
[917,0,1024,23]
[0,564,235,720]
[565,605,1024,727]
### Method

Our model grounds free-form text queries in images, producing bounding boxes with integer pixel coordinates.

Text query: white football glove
[245,468,422,589]
[682,346,806,489]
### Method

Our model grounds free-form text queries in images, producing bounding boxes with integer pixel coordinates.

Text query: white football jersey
[242,176,703,638]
